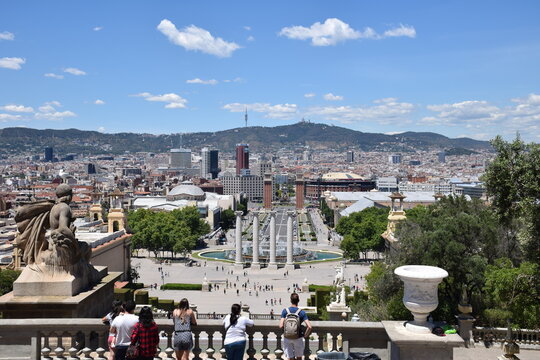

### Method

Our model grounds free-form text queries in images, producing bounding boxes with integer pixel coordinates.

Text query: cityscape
[0,1,539,360]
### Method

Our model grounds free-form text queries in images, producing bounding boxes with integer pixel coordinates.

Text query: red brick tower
[295,174,305,209]
[263,173,273,209]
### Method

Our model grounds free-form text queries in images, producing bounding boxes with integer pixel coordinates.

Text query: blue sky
[1,1,539,141]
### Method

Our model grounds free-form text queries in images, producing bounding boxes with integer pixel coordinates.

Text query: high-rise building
[44,147,53,162]
[201,148,220,179]
[221,174,263,202]
[87,163,96,174]
[235,144,249,175]
[388,154,402,164]
[170,148,191,168]
[346,150,355,163]
[438,151,446,163]
[253,161,272,177]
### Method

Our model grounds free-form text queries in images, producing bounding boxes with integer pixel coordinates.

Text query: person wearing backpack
[279,293,312,360]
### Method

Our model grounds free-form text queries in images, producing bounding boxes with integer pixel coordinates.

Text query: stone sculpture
[13,184,100,296]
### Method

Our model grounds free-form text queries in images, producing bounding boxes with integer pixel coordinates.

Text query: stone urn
[394,265,448,333]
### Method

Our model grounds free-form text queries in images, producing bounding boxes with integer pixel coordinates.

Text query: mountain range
[0,122,491,157]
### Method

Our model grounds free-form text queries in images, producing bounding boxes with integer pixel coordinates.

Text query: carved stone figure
[13,184,100,296]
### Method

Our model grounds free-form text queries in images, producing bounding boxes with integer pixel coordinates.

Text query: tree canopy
[127,207,210,258]
[336,207,388,259]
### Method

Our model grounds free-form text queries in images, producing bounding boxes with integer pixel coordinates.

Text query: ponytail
[230,303,241,326]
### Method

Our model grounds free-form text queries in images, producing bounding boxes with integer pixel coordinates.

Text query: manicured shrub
[160,283,202,290]
[134,290,149,304]
[114,288,133,302]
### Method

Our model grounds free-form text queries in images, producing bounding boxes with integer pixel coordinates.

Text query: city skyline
[1,1,540,141]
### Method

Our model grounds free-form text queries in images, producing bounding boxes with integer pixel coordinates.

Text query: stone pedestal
[326,304,351,321]
[0,267,121,318]
[382,321,464,360]
[457,314,475,347]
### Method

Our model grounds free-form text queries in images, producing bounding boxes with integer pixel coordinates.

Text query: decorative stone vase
[394,265,448,333]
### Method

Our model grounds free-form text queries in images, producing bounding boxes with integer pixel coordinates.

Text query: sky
[1,1,540,142]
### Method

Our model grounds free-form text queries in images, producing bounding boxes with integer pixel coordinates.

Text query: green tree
[391,196,502,322]
[483,258,540,328]
[320,199,334,227]
[220,209,235,230]
[483,135,540,264]
[336,207,388,259]
[0,269,21,296]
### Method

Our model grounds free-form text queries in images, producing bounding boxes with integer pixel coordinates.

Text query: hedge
[309,284,351,292]
[160,283,202,291]
[134,290,149,304]
[149,297,159,307]
[157,299,175,312]
[124,282,144,290]
[114,288,134,302]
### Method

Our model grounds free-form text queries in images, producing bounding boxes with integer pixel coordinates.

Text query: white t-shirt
[111,313,139,346]
[223,315,254,345]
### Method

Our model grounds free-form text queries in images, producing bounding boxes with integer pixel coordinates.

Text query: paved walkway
[133,252,369,314]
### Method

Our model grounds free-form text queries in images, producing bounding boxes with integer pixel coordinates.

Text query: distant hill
[0,122,491,157]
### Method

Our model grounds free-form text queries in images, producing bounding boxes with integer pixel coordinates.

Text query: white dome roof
[169,184,205,197]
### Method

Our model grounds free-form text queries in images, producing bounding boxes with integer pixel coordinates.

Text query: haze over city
[1,1,539,141]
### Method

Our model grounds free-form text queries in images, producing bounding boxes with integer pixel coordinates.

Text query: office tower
[170,148,191,168]
[253,161,272,176]
[388,153,402,164]
[438,151,446,163]
[201,148,220,179]
[44,147,53,162]
[87,163,96,174]
[235,144,249,175]
[346,150,354,163]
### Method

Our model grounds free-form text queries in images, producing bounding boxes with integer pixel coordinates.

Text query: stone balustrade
[0,319,389,360]
[472,326,540,347]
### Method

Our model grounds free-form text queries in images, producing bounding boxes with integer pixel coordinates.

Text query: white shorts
[283,337,305,359]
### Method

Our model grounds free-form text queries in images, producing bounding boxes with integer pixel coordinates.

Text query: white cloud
[1,104,33,113]
[304,93,316,98]
[223,77,242,83]
[0,31,14,41]
[307,97,414,124]
[244,26,251,31]
[0,57,25,70]
[186,78,218,85]
[64,67,86,76]
[421,100,502,126]
[97,126,105,132]
[279,18,416,46]
[35,101,76,121]
[157,19,240,58]
[44,73,64,79]
[94,99,105,105]
[133,92,188,109]
[247,35,255,42]
[223,102,298,119]
[93,26,103,31]
[324,93,344,101]
[0,113,22,122]
[383,24,416,38]
[422,94,540,139]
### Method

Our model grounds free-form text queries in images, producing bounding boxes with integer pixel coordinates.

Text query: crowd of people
[102,292,312,360]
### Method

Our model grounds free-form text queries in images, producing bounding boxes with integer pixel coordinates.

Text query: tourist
[102,300,124,360]
[173,298,197,360]
[130,306,159,360]
[110,300,139,360]
[279,293,312,360]
[223,303,254,360]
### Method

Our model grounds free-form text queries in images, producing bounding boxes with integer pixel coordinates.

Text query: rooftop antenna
[244,107,248,128]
